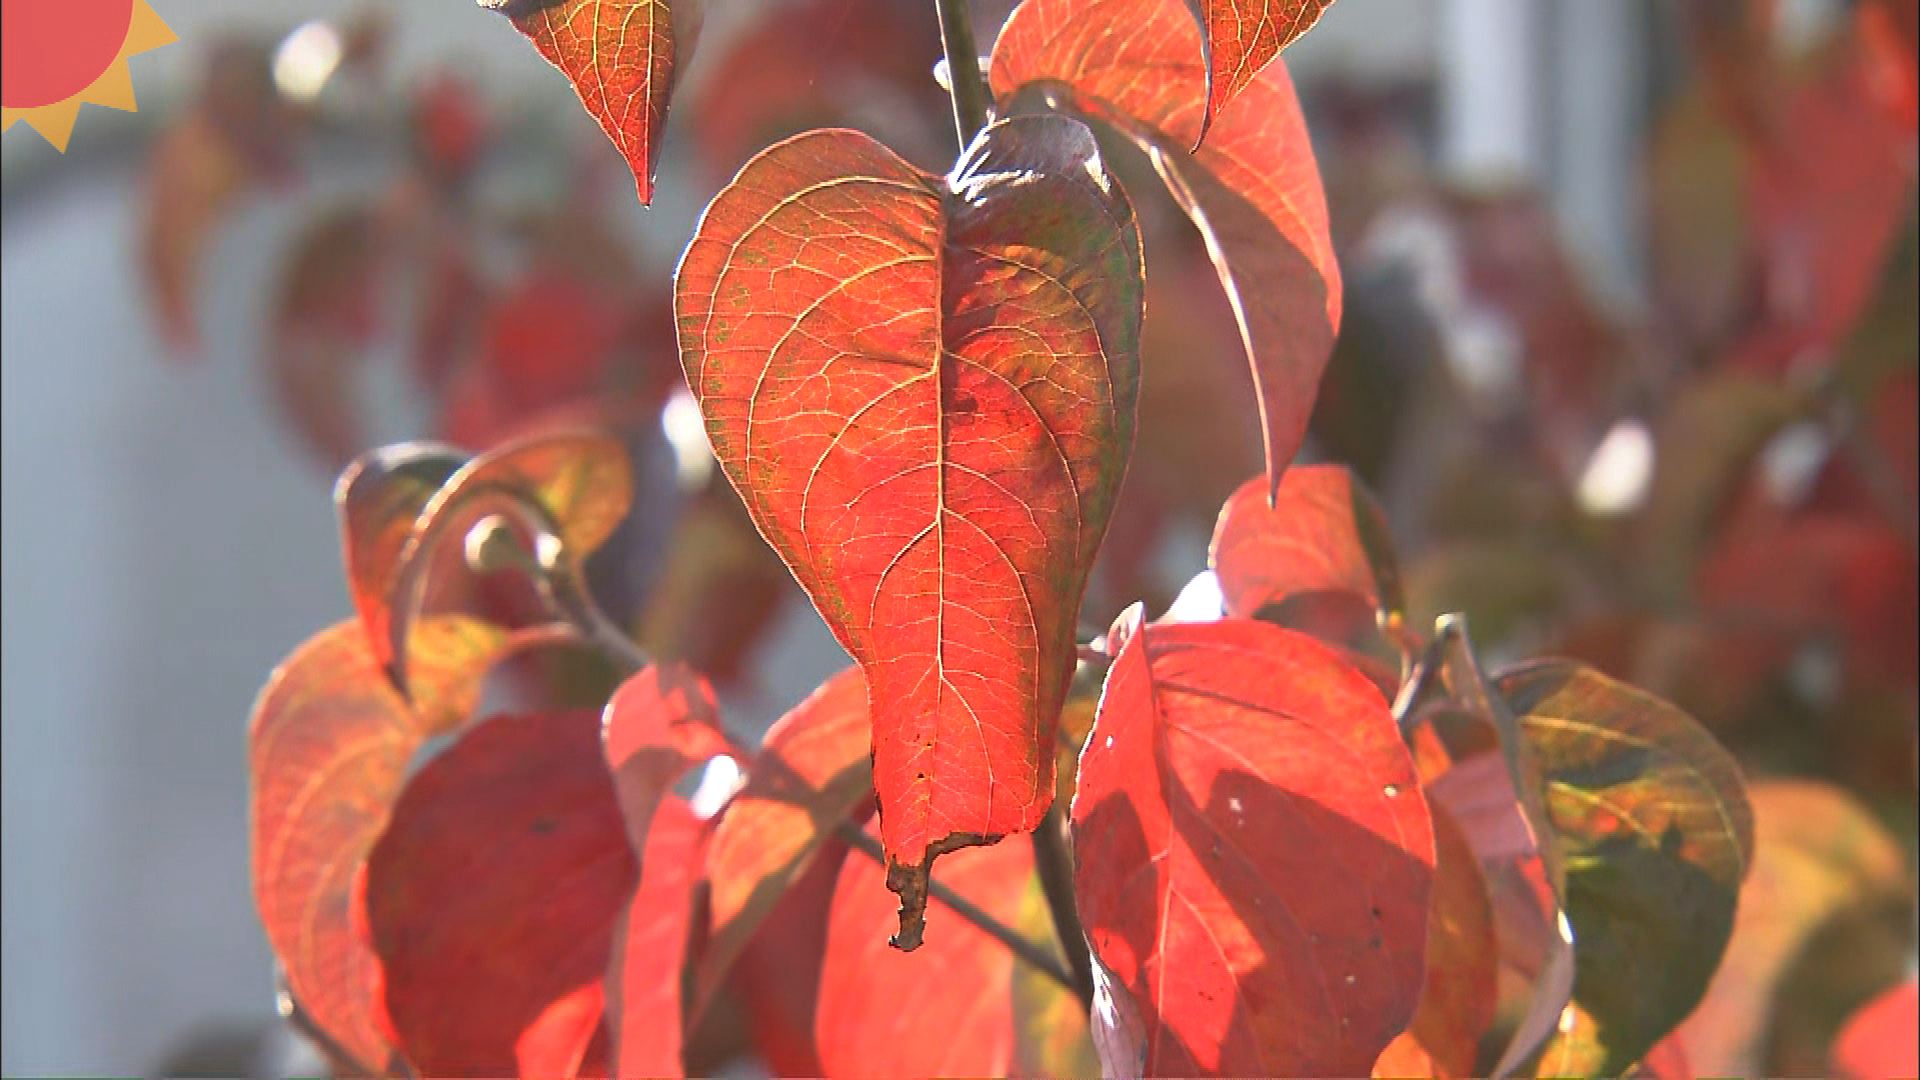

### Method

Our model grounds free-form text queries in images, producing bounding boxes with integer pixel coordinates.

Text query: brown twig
[935,0,990,149]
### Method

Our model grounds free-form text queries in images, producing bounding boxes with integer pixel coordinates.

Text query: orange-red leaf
[248,617,508,1071]
[991,0,1341,502]
[815,836,1092,1076]
[607,795,710,1078]
[505,0,701,205]
[1209,465,1401,621]
[676,115,1143,943]
[363,710,636,1076]
[335,443,468,666]
[1371,801,1497,1079]
[1831,979,1920,1080]
[1178,0,1332,140]
[698,668,870,1007]
[1074,613,1434,1075]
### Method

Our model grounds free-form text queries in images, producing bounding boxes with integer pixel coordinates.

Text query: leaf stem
[833,822,1081,996]
[1031,805,1097,1008]
[935,0,990,149]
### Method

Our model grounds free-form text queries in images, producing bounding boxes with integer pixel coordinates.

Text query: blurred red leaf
[1178,0,1331,141]
[364,710,636,1076]
[634,485,793,691]
[1074,612,1433,1075]
[504,0,702,205]
[1210,465,1402,622]
[698,669,869,1008]
[814,837,1092,1076]
[1831,979,1920,1080]
[676,115,1143,945]
[1371,802,1497,1079]
[249,617,510,1071]
[268,205,395,469]
[140,110,260,352]
[991,0,1341,502]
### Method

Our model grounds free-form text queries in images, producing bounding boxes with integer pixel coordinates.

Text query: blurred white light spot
[1558,1004,1579,1034]
[1577,418,1654,517]
[1759,421,1831,506]
[1443,305,1524,411]
[688,754,744,820]
[273,21,343,103]
[661,387,715,490]
[1789,641,1842,706]
[1160,570,1225,624]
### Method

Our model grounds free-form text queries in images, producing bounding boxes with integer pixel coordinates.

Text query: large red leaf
[697,668,870,1007]
[1073,612,1434,1075]
[1831,979,1920,1080]
[815,836,1093,1076]
[502,0,702,205]
[676,114,1143,943]
[607,795,710,1079]
[1209,465,1401,622]
[363,710,636,1076]
[991,0,1341,502]
[1178,0,1332,141]
[248,617,509,1072]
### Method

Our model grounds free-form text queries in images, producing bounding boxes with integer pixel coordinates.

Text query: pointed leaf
[335,443,468,668]
[364,710,637,1076]
[1210,465,1402,623]
[676,115,1143,943]
[698,668,870,1007]
[1178,0,1333,140]
[1074,614,1434,1075]
[500,0,702,205]
[248,617,510,1071]
[814,837,1092,1076]
[991,0,1341,501]
[1498,659,1754,1077]
[606,795,710,1078]
[1372,801,1497,1079]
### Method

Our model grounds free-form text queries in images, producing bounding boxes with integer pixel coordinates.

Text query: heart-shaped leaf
[814,836,1093,1076]
[249,617,513,1071]
[697,668,870,1007]
[1498,659,1754,1077]
[1178,0,1333,141]
[991,0,1340,502]
[498,0,703,205]
[676,114,1143,944]
[1074,612,1434,1075]
[363,710,636,1076]
[1210,465,1402,623]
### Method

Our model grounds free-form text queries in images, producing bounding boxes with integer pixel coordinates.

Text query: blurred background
[2,0,1913,1075]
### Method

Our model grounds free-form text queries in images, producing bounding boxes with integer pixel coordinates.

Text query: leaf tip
[884,857,929,951]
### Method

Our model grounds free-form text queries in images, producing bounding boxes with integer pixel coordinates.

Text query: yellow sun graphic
[2,0,176,151]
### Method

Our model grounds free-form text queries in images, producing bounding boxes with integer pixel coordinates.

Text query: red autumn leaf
[725,833,851,1077]
[606,794,710,1078]
[503,0,702,206]
[363,709,637,1077]
[1178,0,1332,141]
[698,668,870,1007]
[336,443,469,662]
[600,663,732,1075]
[815,836,1093,1076]
[387,431,634,684]
[1073,612,1434,1075]
[676,114,1143,944]
[1831,979,1920,1080]
[990,0,1341,502]
[249,617,511,1071]
[1371,802,1497,1079]
[1209,465,1402,622]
